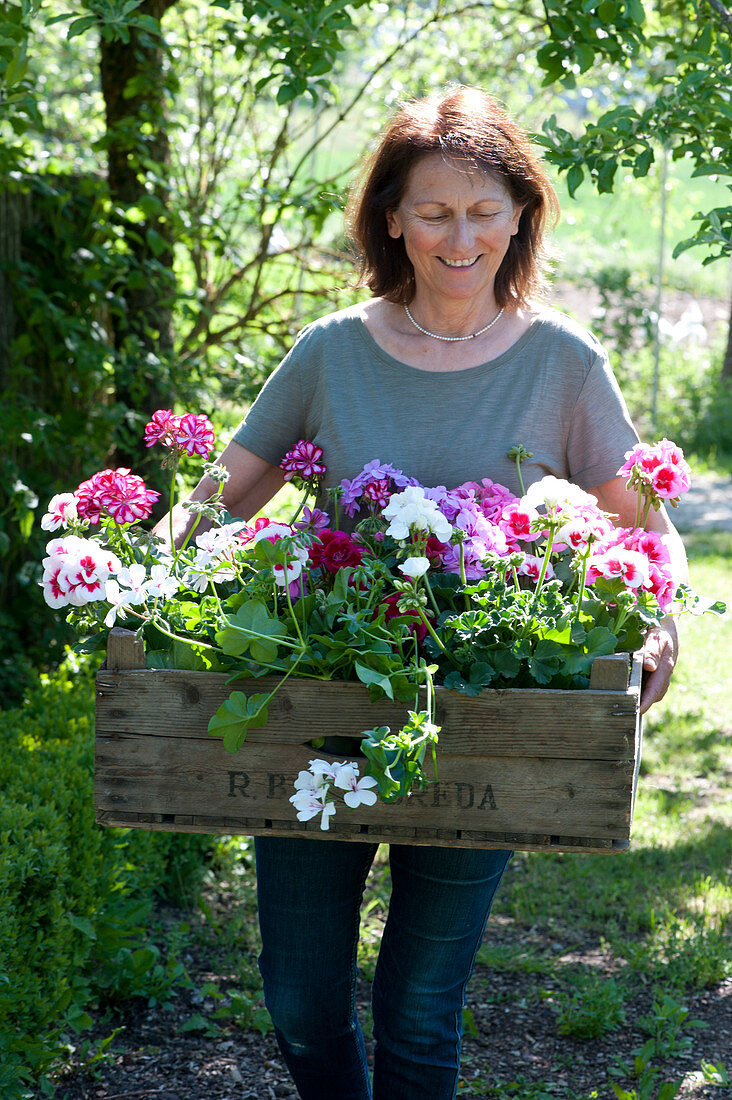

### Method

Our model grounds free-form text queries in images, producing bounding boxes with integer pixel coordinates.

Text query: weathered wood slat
[96,669,638,759]
[95,734,633,838]
[93,809,625,853]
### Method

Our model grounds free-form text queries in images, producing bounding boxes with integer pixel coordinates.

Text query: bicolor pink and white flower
[517,555,555,583]
[172,413,216,458]
[41,493,79,532]
[144,409,177,448]
[586,547,650,589]
[362,477,392,508]
[41,535,121,609]
[280,440,327,486]
[499,502,543,546]
[144,410,216,459]
[74,468,160,526]
[617,438,691,502]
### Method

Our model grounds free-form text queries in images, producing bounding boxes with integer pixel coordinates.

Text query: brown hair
[346,86,559,309]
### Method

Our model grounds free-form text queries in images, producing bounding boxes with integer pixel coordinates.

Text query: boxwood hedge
[0,652,214,1096]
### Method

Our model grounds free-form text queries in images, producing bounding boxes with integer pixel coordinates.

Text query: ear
[386,209,402,239]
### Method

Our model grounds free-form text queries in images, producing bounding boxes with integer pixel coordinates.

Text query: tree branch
[705,0,732,33]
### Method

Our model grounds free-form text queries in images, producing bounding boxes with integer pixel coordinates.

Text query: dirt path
[48,908,731,1100]
[672,473,732,533]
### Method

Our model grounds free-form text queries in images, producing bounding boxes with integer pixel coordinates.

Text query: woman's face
[386,153,523,307]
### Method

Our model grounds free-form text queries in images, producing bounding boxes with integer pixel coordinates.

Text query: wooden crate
[95,629,643,853]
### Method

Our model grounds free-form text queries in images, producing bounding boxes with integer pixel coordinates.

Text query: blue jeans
[255,837,511,1100]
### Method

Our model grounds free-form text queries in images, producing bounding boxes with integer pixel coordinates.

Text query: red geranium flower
[309,530,363,574]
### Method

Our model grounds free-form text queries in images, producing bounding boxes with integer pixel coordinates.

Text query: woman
[163,87,686,1100]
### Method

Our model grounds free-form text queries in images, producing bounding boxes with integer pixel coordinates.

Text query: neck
[406,295,502,339]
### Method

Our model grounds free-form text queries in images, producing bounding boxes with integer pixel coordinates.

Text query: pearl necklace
[404,302,504,342]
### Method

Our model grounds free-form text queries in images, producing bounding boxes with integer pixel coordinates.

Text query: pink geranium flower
[617,438,691,502]
[74,469,160,526]
[144,409,216,459]
[651,461,691,499]
[144,409,177,448]
[280,440,327,490]
[499,503,542,546]
[172,413,216,458]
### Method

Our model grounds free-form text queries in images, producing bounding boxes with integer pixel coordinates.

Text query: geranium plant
[39,417,724,829]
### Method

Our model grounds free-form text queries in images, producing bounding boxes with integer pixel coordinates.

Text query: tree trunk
[99,0,178,470]
[722,293,732,381]
[0,188,33,391]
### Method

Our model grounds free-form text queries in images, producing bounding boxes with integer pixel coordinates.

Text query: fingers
[639,625,678,714]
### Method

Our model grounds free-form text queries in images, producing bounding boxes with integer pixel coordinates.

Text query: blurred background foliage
[1,0,731,703]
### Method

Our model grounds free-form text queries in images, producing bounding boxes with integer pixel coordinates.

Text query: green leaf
[207,691,270,752]
[67,15,98,40]
[567,163,585,197]
[354,661,394,700]
[633,146,654,178]
[215,600,287,663]
[169,639,221,671]
[145,227,168,257]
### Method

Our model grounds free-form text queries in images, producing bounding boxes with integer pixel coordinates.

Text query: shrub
[0,652,214,1095]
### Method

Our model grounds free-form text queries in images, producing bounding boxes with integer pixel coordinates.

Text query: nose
[446,215,476,253]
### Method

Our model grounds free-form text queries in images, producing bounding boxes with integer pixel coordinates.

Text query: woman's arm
[154,440,286,551]
[590,475,688,715]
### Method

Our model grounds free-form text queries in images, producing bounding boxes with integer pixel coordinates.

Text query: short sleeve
[566,351,639,489]
[232,340,308,466]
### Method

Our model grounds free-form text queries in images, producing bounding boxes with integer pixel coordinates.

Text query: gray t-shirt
[233,306,638,504]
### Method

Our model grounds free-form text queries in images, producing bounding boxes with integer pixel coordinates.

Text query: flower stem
[289,490,309,526]
[574,553,589,620]
[283,569,306,649]
[168,465,177,557]
[515,455,527,496]
[458,543,470,611]
[531,526,555,609]
[421,573,441,619]
[416,609,461,667]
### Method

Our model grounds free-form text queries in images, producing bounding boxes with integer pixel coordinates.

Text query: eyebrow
[411,198,506,208]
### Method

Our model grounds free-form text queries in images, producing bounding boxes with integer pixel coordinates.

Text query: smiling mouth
[439,256,480,268]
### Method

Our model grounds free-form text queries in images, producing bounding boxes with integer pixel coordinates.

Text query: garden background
[1,1,730,1097]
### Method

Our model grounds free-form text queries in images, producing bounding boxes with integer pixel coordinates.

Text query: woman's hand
[640,616,679,714]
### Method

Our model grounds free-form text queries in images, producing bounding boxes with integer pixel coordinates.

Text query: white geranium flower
[523,477,597,513]
[333,764,379,809]
[382,486,453,542]
[289,787,337,830]
[398,556,431,579]
[252,521,294,543]
[146,564,180,599]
